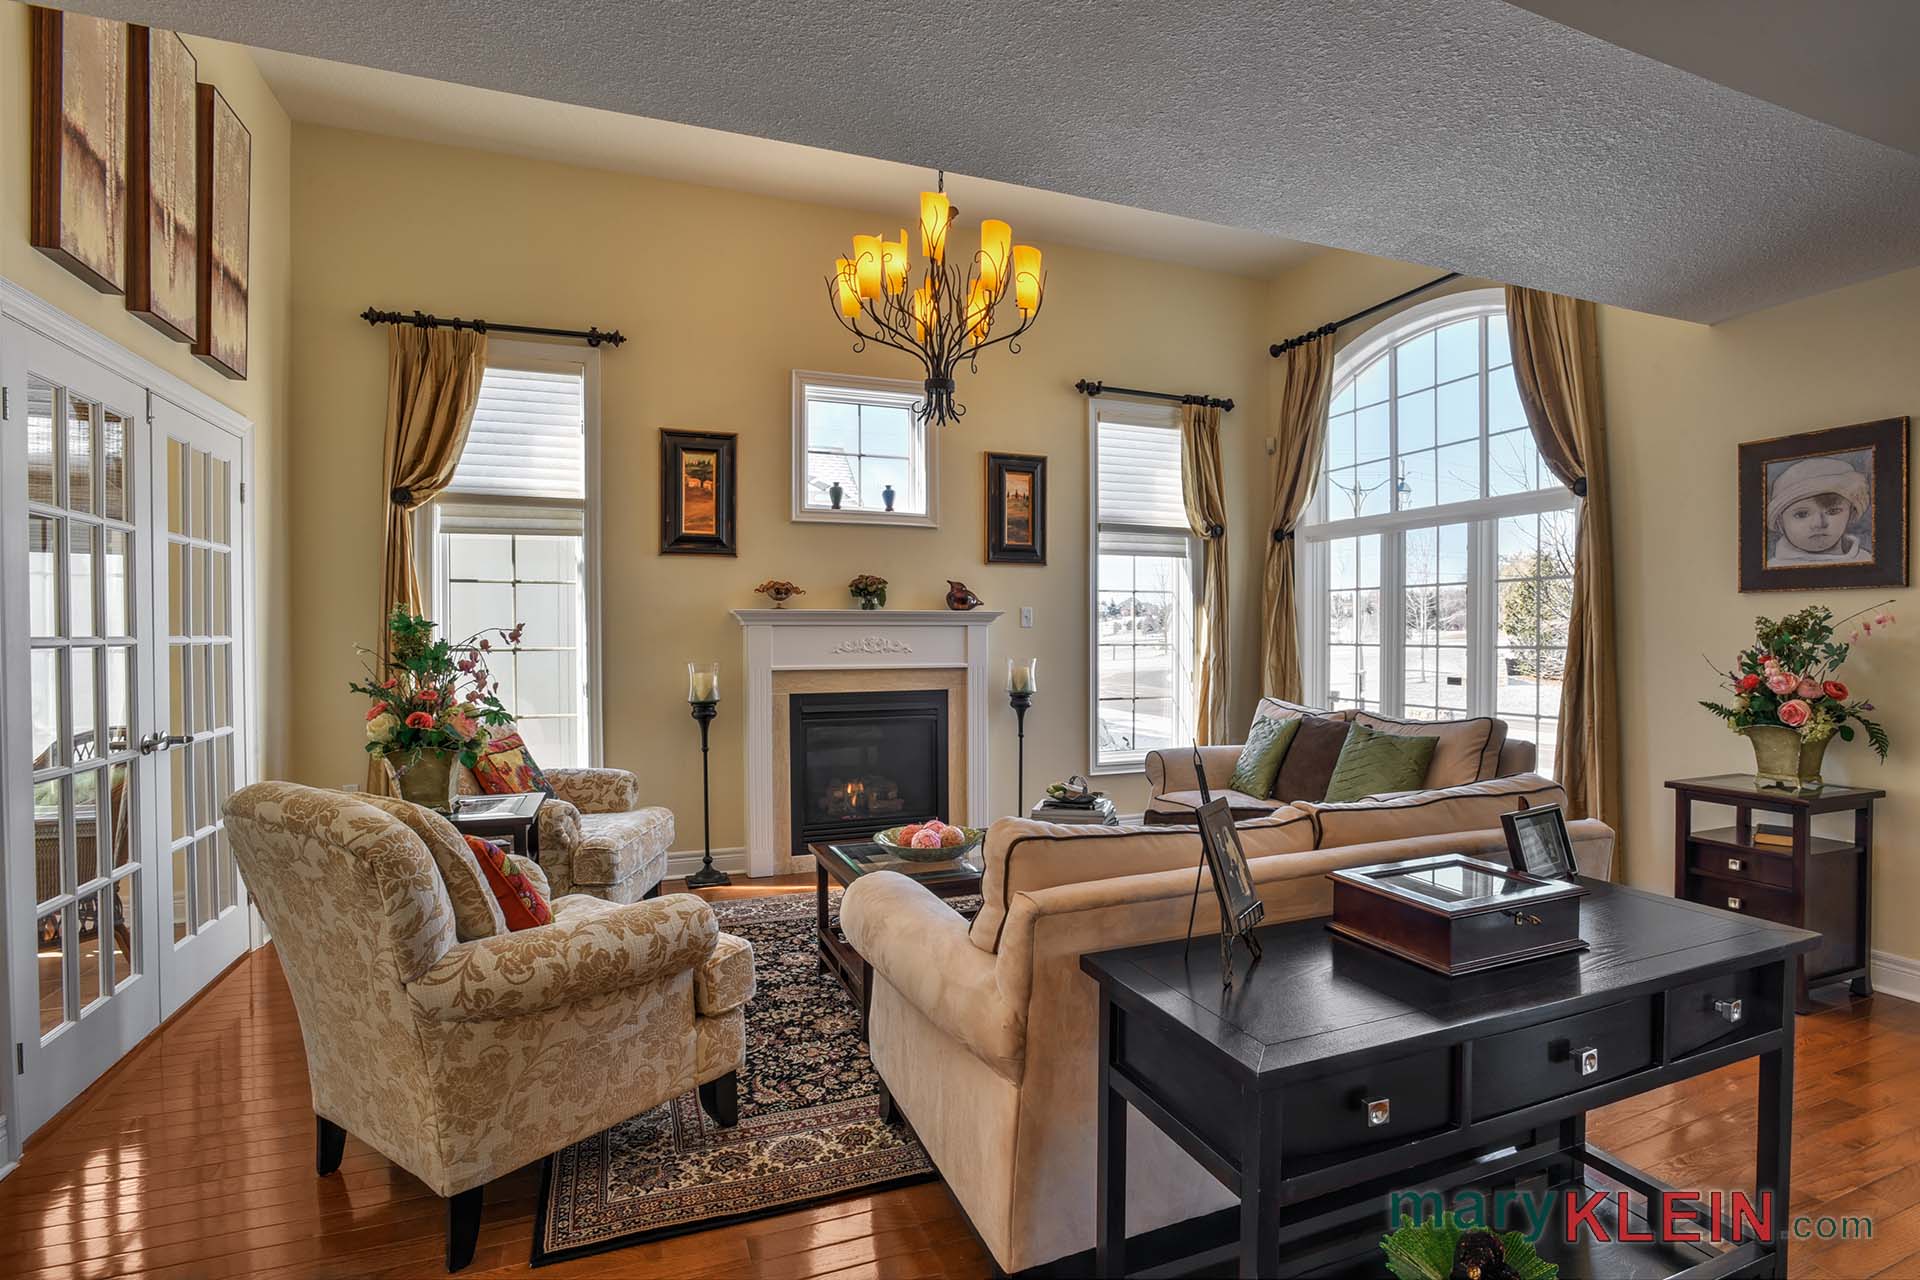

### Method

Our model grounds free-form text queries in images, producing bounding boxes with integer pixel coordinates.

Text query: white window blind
[1096,419,1187,530]
[449,364,585,502]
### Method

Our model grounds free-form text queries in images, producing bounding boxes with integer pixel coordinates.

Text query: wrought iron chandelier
[826,172,1045,427]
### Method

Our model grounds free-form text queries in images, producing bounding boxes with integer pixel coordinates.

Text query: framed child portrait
[985,452,1047,564]
[660,429,738,555]
[1739,418,1908,592]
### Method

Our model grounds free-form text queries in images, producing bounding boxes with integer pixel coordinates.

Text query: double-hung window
[427,342,599,768]
[1089,402,1197,770]
[791,371,936,527]
[1297,291,1576,771]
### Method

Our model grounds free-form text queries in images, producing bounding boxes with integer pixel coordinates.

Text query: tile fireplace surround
[733,609,1002,876]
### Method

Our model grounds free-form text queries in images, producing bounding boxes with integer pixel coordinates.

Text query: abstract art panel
[127,25,198,343]
[194,84,251,379]
[30,7,129,294]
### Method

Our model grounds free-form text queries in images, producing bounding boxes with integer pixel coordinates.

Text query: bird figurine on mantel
[945,580,986,611]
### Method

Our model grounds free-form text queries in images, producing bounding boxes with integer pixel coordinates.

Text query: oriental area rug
[532,889,968,1265]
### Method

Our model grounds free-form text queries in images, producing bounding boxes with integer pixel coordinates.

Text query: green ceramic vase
[389,747,458,811]
[1743,725,1830,791]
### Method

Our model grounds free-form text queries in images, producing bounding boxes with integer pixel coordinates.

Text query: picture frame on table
[1185,796,1266,989]
[1501,803,1578,881]
[1738,417,1908,592]
[985,452,1047,564]
[661,429,738,555]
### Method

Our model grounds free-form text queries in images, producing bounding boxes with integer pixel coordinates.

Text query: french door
[2,314,252,1139]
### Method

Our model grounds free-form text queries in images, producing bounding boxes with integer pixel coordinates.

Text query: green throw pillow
[1322,723,1437,803]
[1227,715,1300,797]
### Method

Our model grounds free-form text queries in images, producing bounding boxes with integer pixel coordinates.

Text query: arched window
[1295,290,1576,769]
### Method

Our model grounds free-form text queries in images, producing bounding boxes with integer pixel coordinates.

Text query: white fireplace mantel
[732,609,1003,876]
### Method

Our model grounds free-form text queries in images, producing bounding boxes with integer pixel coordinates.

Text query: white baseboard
[666,845,750,877]
[1870,950,1920,1004]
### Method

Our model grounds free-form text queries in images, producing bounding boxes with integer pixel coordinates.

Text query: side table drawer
[1667,967,1776,1060]
[1690,876,1798,927]
[1687,846,1793,889]
[1281,1047,1453,1163]
[1471,998,1655,1120]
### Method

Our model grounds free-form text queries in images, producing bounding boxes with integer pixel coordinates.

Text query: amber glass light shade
[882,232,909,294]
[1013,245,1042,314]
[834,257,861,317]
[965,279,991,343]
[979,219,1012,291]
[852,235,884,299]
[920,191,951,262]
[911,282,934,343]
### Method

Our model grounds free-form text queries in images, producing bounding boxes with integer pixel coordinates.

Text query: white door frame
[0,280,257,1167]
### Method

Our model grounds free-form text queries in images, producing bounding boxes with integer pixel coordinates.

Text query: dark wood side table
[1083,880,1817,1279]
[1669,773,1880,1013]
[448,792,545,864]
[812,840,982,1036]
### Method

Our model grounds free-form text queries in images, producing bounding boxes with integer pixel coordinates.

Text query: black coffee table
[812,839,982,1036]
[1082,878,1818,1278]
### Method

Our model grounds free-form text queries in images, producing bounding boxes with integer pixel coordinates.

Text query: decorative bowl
[872,824,987,862]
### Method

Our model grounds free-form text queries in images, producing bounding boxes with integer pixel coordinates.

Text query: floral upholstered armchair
[225,782,752,1271]
[456,763,674,902]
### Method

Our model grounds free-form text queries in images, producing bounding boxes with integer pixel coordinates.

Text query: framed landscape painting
[661,430,738,555]
[1738,417,1909,591]
[193,83,251,379]
[30,7,129,294]
[986,452,1047,564]
[127,25,199,343]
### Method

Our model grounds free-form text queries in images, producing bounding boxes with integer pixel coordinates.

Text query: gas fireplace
[789,689,949,855]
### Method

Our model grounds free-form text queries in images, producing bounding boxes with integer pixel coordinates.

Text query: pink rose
[1777,699,1811,728]
[1823,680,1849,701]
[1796,677,1821,700]
[1765,671,1798,696]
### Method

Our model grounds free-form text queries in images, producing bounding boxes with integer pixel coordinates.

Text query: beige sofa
[840,776,1611,1275]
[454,763,674,902]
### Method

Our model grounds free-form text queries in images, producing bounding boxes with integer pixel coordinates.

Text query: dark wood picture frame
[985,451,1047,564]
[193,83,250,379]
[1739,417,1908,592]
[660,429,738,556]
[1502,803,1577,880]
[30,6,130,294]
[1186,797,1265,988]
[126,25,198,344]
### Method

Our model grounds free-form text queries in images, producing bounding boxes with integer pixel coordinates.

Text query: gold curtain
[369,326,489,791]
[1179,402,1230,742]
[1261,334,1335,701]
[1504,286,1620,846]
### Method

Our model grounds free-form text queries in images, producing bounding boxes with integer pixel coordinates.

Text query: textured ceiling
[55,0,1920,322]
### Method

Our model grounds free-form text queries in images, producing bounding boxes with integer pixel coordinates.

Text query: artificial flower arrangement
[1380,1213,1556,1280]
[351,607,522,805]
[848,573,888,609]
[1700,602,1892,788]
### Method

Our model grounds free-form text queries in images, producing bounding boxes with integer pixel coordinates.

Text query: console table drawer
[1281,1047,1453,1162]
[1667,967,1776,1060]
[1687,846,1794,889]
[1471,999,1655,1119]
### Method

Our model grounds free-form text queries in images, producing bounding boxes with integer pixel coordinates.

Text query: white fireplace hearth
[732,608,1002,876]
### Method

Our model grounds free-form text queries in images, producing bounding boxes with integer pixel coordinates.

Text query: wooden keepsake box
[1327,853,1588,976]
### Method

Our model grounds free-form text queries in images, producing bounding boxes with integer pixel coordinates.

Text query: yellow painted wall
[0,3,294,777]
[1266,248,1920,957]
[285,125,1272,843]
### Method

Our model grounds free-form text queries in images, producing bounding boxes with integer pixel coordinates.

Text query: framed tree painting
[1739,418,1909,591]
[661,430,738,555]
[986,452,1047,564]
[30,7,129,294]
[193,83,251,379]
[126,25,198,343]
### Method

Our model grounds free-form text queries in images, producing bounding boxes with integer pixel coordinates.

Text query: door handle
[139,732,192,755]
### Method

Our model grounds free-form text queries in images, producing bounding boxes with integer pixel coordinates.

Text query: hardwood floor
[2,878,1917,1278]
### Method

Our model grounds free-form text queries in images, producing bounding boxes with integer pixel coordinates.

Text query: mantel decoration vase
[388,747,458,811]
[1742,725,1831,791]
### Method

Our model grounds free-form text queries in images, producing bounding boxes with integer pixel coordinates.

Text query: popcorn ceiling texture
[63,0,1920,320]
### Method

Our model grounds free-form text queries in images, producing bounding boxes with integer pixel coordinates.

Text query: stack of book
[1030,794,1119,826]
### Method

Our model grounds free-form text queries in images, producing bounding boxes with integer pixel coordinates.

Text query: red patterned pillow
[470,730,554,797]
[463,835,553,931]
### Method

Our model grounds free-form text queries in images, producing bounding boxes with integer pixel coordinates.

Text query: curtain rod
[1268,272,1462,358]
[1074,379,1233,412]
[360,307,628,348]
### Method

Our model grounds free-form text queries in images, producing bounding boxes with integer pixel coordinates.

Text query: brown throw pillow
[1273,715,1352,803]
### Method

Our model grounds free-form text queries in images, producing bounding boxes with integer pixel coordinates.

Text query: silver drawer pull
[1727,896,1743,911]
[1364,1097,1391,1127]
[1728,858,1744,872]
[1579,1047,1600,1076]
[1714,998,1743,1024]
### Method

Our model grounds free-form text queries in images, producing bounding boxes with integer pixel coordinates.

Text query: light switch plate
[1020,606,1033,628]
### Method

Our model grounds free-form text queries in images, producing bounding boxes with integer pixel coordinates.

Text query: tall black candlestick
[1008,689,1033,817]
[685,701,730,888]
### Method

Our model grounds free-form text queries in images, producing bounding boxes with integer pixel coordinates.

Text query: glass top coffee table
[812,840,983,1035]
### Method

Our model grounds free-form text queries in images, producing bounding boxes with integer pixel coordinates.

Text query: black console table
[1082,880,1817,1278]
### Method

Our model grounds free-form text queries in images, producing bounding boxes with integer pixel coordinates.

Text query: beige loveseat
[840,776,1610,1275]
[454,763,673,902]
